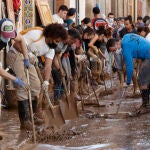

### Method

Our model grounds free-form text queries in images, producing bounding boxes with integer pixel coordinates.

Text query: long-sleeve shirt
[122,33,150,84]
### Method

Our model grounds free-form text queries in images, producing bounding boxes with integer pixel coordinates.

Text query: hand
[14,78,29,90]
[42,81,49,92]
[24,59,30,68]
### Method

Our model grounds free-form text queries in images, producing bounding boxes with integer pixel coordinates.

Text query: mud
[1,77,150,150]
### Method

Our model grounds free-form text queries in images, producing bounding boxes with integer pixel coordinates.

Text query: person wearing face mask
[107,12,115,27]
[81,17,92,30]
[0,19,28,89]
[6,23,68,130]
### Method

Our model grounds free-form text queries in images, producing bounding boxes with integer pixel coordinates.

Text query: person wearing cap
[106,33,150,113]
[6,23,68,130]
[65,8,76,29]
[0,18,28,88]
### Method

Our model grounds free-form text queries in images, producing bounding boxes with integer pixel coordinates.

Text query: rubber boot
[141,89,149,108]
[32,99,44,125]
[18,100,33,130]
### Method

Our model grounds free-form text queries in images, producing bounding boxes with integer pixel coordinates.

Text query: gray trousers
[138,59,150,88]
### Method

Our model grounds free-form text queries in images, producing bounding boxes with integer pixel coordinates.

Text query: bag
[13,0,21,12]
[93,18,108,31]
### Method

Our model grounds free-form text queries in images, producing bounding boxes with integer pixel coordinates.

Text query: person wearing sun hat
[0,18,27,88]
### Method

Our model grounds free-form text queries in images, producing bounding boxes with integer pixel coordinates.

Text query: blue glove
[14,78,25,87]
[24,59,30,68]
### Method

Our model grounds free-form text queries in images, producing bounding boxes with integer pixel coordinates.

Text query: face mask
[121,23,124,28]
[73,18,76,22]
[71,44,76,50]
[109,18,114,23]
[116,48,122,54]
[47,42,58,49]
[0,35,10,43]
[83,25,87,30]
[55,42,68,53]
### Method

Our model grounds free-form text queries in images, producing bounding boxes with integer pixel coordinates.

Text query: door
[35,0,53,26]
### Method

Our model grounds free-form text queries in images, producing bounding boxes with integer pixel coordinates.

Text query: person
[119,16,137,38]
[106,33,150,111]
[137,26,149,37]
[135,16,145,28]
[6,23,68,130]
[145,19,150,41]
[112,39,124,87]
[52,5,68,25]
[65,8,76,29]
[0,18,28,88]
[92,7,108,31]
[81,17,92,30]
[107,12,115,27]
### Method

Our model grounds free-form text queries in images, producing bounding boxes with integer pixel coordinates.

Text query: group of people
[0,4,150,130]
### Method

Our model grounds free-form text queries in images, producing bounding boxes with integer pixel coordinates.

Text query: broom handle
[26,69,36,143]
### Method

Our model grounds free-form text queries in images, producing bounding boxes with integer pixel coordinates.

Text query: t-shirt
[122,33,150,84]
[119,27,137,38]
[52,14,64,24]
[22,29,55,60]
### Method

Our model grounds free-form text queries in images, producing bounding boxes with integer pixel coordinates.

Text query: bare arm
[13,33,29,59]
[0,68,16,81]
[88,34,98,47]
[43,57,52,81]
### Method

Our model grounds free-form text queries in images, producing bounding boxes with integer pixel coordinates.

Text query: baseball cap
[0,18,15,39]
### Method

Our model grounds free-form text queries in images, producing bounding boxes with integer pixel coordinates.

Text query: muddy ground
[0,78,150,150]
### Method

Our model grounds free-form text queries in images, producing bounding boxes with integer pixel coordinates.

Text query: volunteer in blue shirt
[106,33,150,108]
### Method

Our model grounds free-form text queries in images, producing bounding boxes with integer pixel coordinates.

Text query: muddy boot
[141,89,149,108]
[32,100,44,125]
[18,100,33,130]
[135,89,150,115]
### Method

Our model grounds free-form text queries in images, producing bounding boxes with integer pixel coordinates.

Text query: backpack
[93,18,108,31]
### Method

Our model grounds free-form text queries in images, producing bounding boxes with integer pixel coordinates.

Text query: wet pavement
[0,79,150,150]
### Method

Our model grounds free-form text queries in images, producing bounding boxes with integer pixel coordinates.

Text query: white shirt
[146,33,150,42]
[52,14,64,24]
[22,29,55,60]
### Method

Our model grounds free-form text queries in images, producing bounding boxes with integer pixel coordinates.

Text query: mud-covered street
[0,80,150,150]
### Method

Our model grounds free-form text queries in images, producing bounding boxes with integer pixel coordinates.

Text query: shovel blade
[44,105,65,129]
[59,95,78,120]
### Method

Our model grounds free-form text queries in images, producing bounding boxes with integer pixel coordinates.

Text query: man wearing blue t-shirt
[106,33,150,110]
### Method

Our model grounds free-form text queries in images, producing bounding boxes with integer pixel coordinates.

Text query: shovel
[35,64,65,129]
[57,56,78,120]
